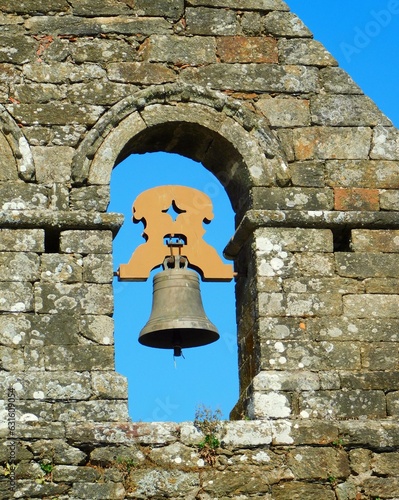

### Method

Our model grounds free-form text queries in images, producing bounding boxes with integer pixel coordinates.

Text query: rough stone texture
[0,1,398,498]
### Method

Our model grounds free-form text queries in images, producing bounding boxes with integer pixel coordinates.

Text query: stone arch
[72,84,290,214]
[0,105,34,181]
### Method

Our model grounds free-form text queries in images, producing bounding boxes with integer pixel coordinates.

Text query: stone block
[372,452,399,476]
[260,340,360,371]
[183,63,319,93]
[349,448,372,475]
[263,11,311,37]
[53,400,129,422]
[293,253,335,276]
[25,15,171,36]
[311,95,391,126]
[325,159,399,188]
[319,67,363,94]
[307,317,399,342]
[253,370,320,391]
[69,0,134,16]
[272,482,336,500]
[83,254,114,283]
[248,391,291,419]
[186,7,237,35]
[43,345,114,370]
[0,132,18,181]
[70,186,110,212]
[0,34,36,64]
[143,35,216,64]
[283,277,362,294]
[0,0,68,13]
[187,0,289,9]
[340,420,399,448]
[8,102,104,126]
[240,11,263,36]
[217,36,278,63]
[92,372,128,400]
[14,83,67,104]
[336,253,399,278]
[287,447,350,480]
[258,292,342,317]
[40,254,83,283]
[334,187,379,210]
[0,252,40,281]
[32,146,74,183]
[107,61,176,84]
[290,420,339,445]
[363,477,399,498]
[361,343,399,370]
[340,371,399,391]
[380,189,399,210]
[300,390,386,419]
[60,230,113,254]
[52,465,101,482]
[278,39,337,66]
[256,97,310,128]
[351,229,399,253]
[0,183,48,210]
[129,469,199,498]
[387,392,399,416]
[70,482,125,500]
[30,439,87,465]
[366,277,399,293]
[30,313,80,344]
[0,345,24,371]
[255,228,333,253]
[0,282,33,312]
[80,315,114,345]
[11,481,69,499]
[34,283,113,315]
[293,127,372,160]
[343,294,399,318]
[0,313,29,346]
[71,38,139,63]
[135,0,184,19]
[371,125,399,160]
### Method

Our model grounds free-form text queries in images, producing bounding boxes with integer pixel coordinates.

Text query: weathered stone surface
[0,345,24,370]
[0,0,68,13]
[380,189,399,210]
[340,372,399,391]
[34,283,113,315]
[300,390,386,419]
[253,370,320,391]
[365,277,399,293]
[361,343,399,371]
[80,315,114,345]
[14,83,67,104]
[83,254,113,283]
[307,317,399,342]
[69,0,134,16]
[0,313,29,346]
[283,276,362,294]
[0,282,33,312]
[250,187,333,211]
[293,253,335,276]
[8,103,104,126]
[71,38,138,63]
[129,469,199,498]
[260,340,360,371]
[343,294,399,318]
[30,438,87,465]
[334,187,379,211]
[325,159,399,188]
[30,313,80,344]
[25,15,171,35]
[40,253,83,283]
[92,372,128,399]
[70,186,110,212]
[363,477,399,498]
[289,161,325,187]
[143,35,216,64]
[263,11,311,37]
[52,465,101,482]
[387,392,399,416]
[0,35,36,64]
[278,39,337,66]
[287,447,349,479]
[186,7,237,35]
[187,0,289,9]
[217,36,278,63]
[371,125,399,160]
[135,0,184,19]
[182,64,319,93]
[319,67,363,94]
[107,62,176,84]
[32,146,73,183]
[272,482,336,500]
[70,482,125,500]
[258,292,342,317]
[256,97,310,128]
[43,344,114,370]
[23,62,106,83]
[255,227,333,253]
[0,252,40,281]
[336,253,399,278]
[0,132,17,181]
[0,182,48,210]
[293,127,372,160]
[311,95,390,126]
[60,230,113,254]
[351,229,399,252]
[53,400,128,422]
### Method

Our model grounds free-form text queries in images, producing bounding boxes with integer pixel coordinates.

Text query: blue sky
[109,1,399,422]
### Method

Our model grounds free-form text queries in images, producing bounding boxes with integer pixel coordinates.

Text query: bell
[139,266,219,356]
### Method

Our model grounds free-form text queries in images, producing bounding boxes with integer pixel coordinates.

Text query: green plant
[332,438,344,448]
[328,475,338,487]
[194,404,222,466]
[116,457,136,473]
[39,462,54,474]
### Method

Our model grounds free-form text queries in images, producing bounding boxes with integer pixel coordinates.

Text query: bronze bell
[139,260,219,356]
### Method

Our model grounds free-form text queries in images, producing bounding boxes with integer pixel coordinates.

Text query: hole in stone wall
[44,229,60,253]
[333,228,352,252]
[109,152,238,422]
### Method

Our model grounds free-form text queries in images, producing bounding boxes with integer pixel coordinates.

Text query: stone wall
[0,0,399,498]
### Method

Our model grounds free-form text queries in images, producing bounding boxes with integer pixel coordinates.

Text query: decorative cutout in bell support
[117,185,234,282]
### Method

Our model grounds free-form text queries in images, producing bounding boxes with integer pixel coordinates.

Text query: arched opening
[109,152,237,422]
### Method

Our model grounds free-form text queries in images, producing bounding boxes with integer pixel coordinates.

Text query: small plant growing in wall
[194,404,222,466]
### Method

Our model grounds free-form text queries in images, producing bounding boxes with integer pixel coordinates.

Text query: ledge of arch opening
[0,105,35,181]
[71,83,289,189]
